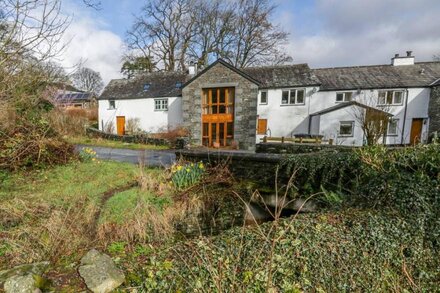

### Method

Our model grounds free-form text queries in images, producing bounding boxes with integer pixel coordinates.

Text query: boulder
[3,274,41,293]
[0,261,49,284]
[78,249,125,293]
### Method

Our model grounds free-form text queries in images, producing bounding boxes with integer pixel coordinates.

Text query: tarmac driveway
[75,145,176,167]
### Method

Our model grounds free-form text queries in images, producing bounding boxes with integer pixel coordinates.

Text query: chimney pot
[406,50,412,57]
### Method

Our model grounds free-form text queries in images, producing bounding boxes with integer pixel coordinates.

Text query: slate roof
[99,71,188,100]
[242,64,321,88]
[310,101,393,116]
[313,61,440,91]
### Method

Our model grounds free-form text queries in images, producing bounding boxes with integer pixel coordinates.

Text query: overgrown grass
[67,136,169,150]
[0,160,138,267]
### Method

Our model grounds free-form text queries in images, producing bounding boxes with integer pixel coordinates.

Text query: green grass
[66,136,170,151]
[0,160,138,206]
[99,187,171,225]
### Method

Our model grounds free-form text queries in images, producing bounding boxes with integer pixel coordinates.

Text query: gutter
[400,89,409,145]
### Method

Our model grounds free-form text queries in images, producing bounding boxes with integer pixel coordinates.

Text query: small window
[257,119,267,135]
[336,92,353,102]
[378,91,404,105]
[260,91,268,104]
[175,82,182,89]
[154,98,168,111]
[281,89,306,105]
[143,83,151,91]
[387,119,399,135]
[339,121,354,137]
[109,100,115,109]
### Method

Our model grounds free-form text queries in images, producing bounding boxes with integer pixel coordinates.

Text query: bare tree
[126,0,197,72]
[351,93,392,146]
[125,0,292,71]
[434,54,440,61]
[222,0,292,68]
[82,0,101,10]
[71,67,104,96]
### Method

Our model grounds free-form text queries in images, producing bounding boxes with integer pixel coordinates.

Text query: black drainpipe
[400,89,409,145]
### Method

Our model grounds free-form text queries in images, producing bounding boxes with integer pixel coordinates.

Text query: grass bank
[66,136,170,150]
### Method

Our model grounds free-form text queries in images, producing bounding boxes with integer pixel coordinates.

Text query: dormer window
[175,82,182,89]
[143,83,151,91]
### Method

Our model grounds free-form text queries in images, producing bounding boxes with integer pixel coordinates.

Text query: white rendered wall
[256,87,317,142]
[315,105,365,146]
[98,97,182,134]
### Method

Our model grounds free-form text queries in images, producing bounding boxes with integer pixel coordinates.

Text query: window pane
[109,100,115,109]
[388,119,398,135]
[211,105,218,114]
[296,90,305,104]
[220,88,226,103]
[393,92,402,104]
[260,91,267,104]
[282,91,289,104]
[378,92,386,105]
[345,92,353,101]
[336,93,344,102]
[219,105,226,113]
[202,123,209,136]
[339,122,353,136]
[212,89,218,104]
[290,90,296,104]
[386,91,393,104]
[227,122,233,136]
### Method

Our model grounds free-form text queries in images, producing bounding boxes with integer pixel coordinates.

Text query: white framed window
[335,92,353,102]
[378,90,404,106]
[260,91,268,104]
[387,119,399,135]
[109,100,115,110]
[339,121,354,137]
[154,98,168,111]
[281,89,305,105]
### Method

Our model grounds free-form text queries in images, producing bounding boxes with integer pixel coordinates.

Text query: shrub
[171,162,205,190]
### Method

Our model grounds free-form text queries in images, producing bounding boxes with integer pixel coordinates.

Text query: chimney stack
[391,51,415,66]
[188,61,198,75]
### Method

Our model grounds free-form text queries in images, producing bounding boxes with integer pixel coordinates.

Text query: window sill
[259,103,268,105]
[108,108,116,110]
[338,135,354,138]
[154,109,168,112]
[377,104,403,107]
[386,134,399,137]
[280,103,305,107]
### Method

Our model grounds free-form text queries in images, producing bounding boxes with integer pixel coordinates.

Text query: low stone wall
[176,150,287,185]
[256,142,355,154]
[86,127,169,146]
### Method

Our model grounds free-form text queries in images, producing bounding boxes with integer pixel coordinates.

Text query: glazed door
[202,88,234,147]
[410,118,423,145]
[116,116,125,136]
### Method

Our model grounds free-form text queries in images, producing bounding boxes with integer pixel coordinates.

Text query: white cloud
[56,2,124,85]
[281,0,440,68]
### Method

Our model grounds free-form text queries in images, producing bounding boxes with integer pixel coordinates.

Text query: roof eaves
[310,101,392,116]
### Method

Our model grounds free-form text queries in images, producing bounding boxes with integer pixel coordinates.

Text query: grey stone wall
[428,85,440,141]
[256,142,355,154]
[182,63,259,150]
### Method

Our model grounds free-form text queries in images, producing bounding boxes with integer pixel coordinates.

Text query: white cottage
[98,52,440,149]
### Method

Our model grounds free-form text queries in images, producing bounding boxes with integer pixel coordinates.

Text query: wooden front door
[116,116,125,136]
[410,118,423,145]
[202,87,234,147]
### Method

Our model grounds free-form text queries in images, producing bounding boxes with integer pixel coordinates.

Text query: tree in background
[125,0,291,72]
[434,54,440,61]
[71,67,104,96]
[121,56,155,79]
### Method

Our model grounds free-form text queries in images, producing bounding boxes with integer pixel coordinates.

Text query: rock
[3,274,41,293]
[78,249,125,293]
[0,261,49,284]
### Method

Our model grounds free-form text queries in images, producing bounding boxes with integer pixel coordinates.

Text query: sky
[58,0,440,85]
